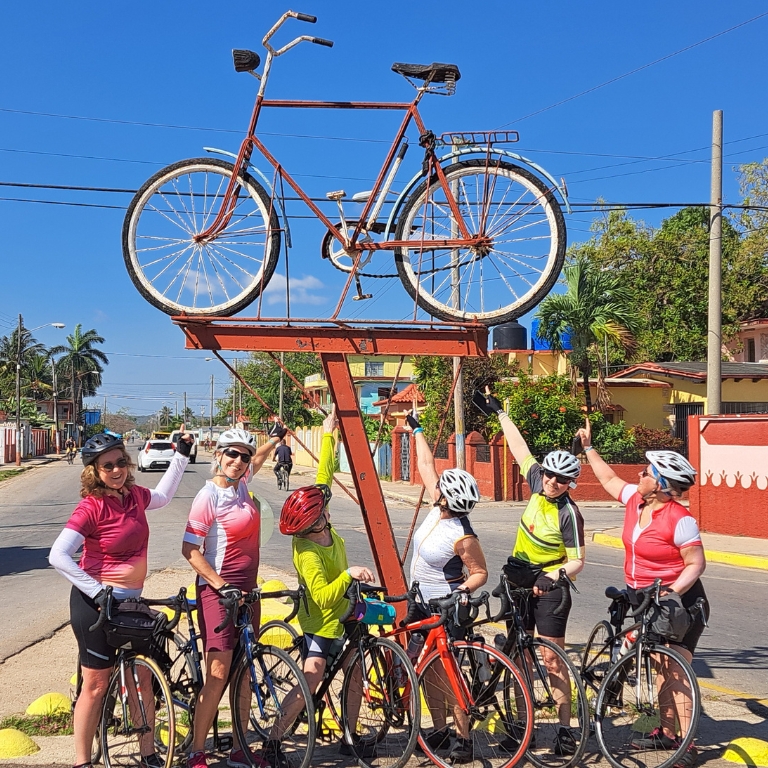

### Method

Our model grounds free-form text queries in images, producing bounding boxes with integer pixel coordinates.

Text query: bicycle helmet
[646,451,697,488]
[81,433,124,467]
[216,428,256,455]
[542,450,582,481]
[279,484,333,535]
[438,468,480,515]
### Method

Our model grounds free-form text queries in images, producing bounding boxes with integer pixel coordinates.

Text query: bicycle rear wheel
[231,644,315,768]
[417,640,533,768]
[582,620,615,714]
[394,159,566,325]
[100,655,174,768]
[123,158,281,316]
[595,644,700,768]
[257,619,299,651]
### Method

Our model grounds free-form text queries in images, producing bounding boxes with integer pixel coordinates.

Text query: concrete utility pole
[450,143,465,469]
[51,356,60,454]
[15,315,22,466]
[278,351,285,420]
[183,391,187,424]
[210,374,214,439]
[707,110,723,415]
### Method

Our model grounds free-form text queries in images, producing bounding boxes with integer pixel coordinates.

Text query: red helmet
[279,484,332,536]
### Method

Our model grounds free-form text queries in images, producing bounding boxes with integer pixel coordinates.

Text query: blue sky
[2,1,767,418]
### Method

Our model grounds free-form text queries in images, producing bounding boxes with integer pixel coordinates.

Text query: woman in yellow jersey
[264,406,376,767]
[476,391,585,757]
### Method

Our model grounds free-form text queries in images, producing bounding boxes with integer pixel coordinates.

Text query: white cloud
[263,272,328,307]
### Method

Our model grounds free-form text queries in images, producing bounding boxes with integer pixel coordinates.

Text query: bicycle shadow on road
[0,545,53,577]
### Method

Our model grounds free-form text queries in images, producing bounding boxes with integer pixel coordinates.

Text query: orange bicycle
[123,11,568,323]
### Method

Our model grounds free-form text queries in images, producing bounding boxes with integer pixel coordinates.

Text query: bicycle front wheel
[123,158,281,316]
[394,159,566,325]
[582,620,615,713]
[231,644,315,768]
[418,640,533,768]
[595,643,701,768]
[100,654,174,768]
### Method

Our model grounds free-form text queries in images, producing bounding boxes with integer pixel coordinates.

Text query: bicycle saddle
[605,586,630,602]
[391,62,461,85]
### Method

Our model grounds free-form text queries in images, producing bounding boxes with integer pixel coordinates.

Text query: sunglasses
[99,458,128,472]
[543,470,571,485]
[222,448,253,463]
[641,466,671,490]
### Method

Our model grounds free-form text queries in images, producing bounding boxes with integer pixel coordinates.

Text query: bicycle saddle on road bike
[391,62,461,84]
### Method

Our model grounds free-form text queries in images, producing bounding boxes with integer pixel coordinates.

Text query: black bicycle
[275,462,290,491]
[490,571,590,768]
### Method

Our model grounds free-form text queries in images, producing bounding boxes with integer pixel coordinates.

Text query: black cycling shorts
[627,578,709,654]
[70,586,118,670]
[511,583,572,639]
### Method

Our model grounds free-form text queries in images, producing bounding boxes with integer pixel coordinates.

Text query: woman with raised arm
[406,410,487,764]
[181,422,287,768]
[575,418,707,768]
[49,430,193,768]
[475,391,585,757]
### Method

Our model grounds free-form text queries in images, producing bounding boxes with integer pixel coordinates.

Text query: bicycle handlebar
[88,585,186,634]
[294,12,317,22]
[215,585,307,634]
[490,568,575,622]
[630,579,663,618]
[311,37,334,48]
[263,12,334,57]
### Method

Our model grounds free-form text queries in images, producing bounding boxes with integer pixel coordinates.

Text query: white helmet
[646,451,696,488]
[216,428,256,455]
[542,450,582,485]
[438,468,480,515]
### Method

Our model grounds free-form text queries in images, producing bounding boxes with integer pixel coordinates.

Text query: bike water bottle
[406,632,425,663]
[393,656,407,687]
[618,629,638,658]
[494,634,507,653]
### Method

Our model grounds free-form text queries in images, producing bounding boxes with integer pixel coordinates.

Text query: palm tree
[158,405,173,427]
[535,254,640,413]
[25,353,53,401]
[49,325,108,430]
[0,320,46,382]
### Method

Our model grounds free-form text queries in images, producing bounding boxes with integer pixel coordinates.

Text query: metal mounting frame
[175,316,488,597]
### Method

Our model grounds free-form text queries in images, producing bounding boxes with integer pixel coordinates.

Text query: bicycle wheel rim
[394,159,565,325]
[166,635,200,754]
[340,637,419,768]
[595,644,700,768]
[123,158,280,316]
[100,655,174,768]
[417,641,533,768]
[582,620,615,716]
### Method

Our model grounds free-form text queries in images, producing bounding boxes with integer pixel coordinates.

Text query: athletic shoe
[339,738,377,758]
[553,727,578,756]
[229,748,269,768]
[261,740,290,768]
[674,743,699,768]
[449,737,474,764]
[632,727,681,750]
[415,727,453,753]
[186,752,208,768]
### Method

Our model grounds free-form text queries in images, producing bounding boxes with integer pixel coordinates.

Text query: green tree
[24,353,53,401]
[158,405,173,427]
[0,318,46,401]
[49,325,108,430]
[535,253,641,412]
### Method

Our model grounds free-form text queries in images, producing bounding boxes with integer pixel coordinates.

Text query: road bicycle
[66,447,77,464]
[489,571,590,768]
[582,580,705,768]
[275,462,290,491]
[122,10,568,324]
[255,582,420,768]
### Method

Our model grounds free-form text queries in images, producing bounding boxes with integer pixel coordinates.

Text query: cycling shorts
[627,578,708,654]
[196,582,261,654]
[511,583,572,639]
[70,586,118,670]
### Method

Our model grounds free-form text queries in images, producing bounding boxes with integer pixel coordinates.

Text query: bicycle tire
[394,159,566,325]
[231,644,315,768]
[594,643,701,768]
[340,636,420,768]
[165,634,202,754]
[100,654,174,768]
[582,620,615,705]
[257,619,299,651]
[508,638,589,768]
[123,158,281,317]
[417,640,533,768]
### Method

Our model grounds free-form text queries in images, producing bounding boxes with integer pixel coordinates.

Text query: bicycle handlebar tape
[295,13,317,22]
[311,37,334,47]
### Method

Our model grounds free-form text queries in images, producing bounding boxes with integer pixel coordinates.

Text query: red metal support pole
[320,352,407,596]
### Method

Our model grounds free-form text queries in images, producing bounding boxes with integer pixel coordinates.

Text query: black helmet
[81,433,124,466]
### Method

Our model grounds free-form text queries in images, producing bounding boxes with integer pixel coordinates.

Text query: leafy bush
[589,413,640,463]
[631,425,684,453]
[363,415,392,445]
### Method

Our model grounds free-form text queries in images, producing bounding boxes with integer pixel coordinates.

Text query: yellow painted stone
[70,672,78,686]
[25,691,71,716]
[0,728,40,757]
[723,737,768,767]
[157,721,188,748]
[186,582,197,601]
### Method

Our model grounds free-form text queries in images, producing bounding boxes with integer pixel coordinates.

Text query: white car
[169,430,197,464]
[137,439,175,472]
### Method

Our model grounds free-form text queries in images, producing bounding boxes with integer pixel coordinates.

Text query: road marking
[697,679,768,706]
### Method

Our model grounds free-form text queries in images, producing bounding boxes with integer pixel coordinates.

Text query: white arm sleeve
[48,528,103,598]
[147,453,189,510]
[620,484,638,505]
[674,516,702,548]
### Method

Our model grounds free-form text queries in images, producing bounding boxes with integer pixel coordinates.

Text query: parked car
[169,429,197,464]
[137,440,175,472]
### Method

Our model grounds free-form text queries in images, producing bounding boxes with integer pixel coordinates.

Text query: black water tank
[493,321,527,351]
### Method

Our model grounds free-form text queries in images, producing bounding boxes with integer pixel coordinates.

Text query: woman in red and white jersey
[49,430,193,768]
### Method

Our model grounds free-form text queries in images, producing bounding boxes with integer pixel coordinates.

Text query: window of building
[747,337,756,362]
[475,445,491,463]
[434,443,449,459]
[722,401,768,414]
[365,361,385,377]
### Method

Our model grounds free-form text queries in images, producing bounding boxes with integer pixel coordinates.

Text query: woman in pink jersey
[577,419,707,768]
[181,424,286,768]
[49,431,193,768]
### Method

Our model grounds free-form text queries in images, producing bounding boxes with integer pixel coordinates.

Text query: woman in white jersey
[406,412,487,764]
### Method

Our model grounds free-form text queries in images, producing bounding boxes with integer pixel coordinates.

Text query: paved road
[2,457,767,706]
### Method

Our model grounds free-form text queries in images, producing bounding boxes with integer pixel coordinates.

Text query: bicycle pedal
[326,190,347,201]
[353,293,373,301]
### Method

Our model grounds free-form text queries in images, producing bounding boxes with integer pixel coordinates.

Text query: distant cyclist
[65,436,77,464]
[273,438,293,482]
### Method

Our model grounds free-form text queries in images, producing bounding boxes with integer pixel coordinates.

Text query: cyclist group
[50,389,708,768]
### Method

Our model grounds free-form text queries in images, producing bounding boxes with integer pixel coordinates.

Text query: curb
[591,531,768,572]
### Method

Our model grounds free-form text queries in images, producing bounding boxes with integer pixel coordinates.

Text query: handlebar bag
[648,592,692,643]
[105,600,167,651]
[362,598,397,626]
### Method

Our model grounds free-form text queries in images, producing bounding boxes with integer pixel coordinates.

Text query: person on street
[475,390,585,756]
[49,430,194,768]
[272,437,293,482]
[575,418,707,768]
[181,423,287,768]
